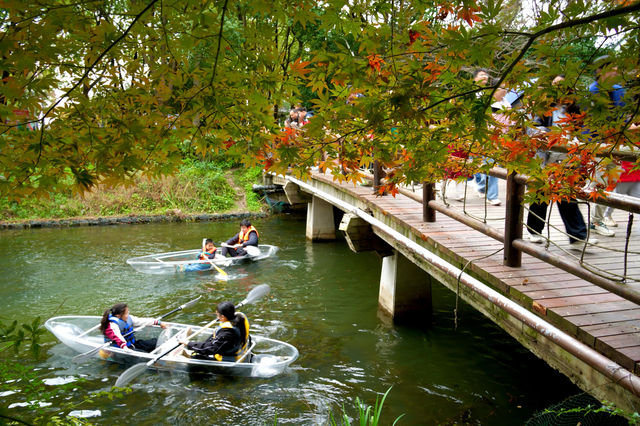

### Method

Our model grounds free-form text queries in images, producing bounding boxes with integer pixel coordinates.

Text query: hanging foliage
[1,0,639,201]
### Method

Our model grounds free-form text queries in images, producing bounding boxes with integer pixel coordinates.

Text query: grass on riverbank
[0,160,265,222]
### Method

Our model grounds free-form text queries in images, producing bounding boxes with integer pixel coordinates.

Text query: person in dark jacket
[220,219,259,257]
[180,301,249,361]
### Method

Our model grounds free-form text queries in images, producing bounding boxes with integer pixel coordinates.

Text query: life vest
[238,226,259,243]
[198,248,216,260]
[213,312,251,362]
[106,315,135,347]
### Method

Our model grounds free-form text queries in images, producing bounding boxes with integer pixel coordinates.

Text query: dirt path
[225,169,247,212]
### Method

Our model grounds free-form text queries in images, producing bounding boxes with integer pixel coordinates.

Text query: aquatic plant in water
[328,387,404,426]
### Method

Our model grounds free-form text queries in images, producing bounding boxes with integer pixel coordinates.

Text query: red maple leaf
[408,30,420,45]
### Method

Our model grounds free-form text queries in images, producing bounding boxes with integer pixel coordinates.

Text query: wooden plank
[553,301,639,317]
[569,310,640,327]
[524,287,611,300]
[598,333,640,350]
[582,321,640,338]
[508,280,593,291]
[536,293,625,309]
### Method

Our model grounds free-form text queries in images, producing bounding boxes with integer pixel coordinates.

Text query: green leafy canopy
[1,0,639,200]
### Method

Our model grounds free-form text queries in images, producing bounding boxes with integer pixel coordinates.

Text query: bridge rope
[436,178,640,284]
[454,246,505,331]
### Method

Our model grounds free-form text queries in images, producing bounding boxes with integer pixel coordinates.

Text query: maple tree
[1,0,639,201]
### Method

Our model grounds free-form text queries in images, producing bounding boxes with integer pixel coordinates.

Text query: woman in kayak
[100,303,168,352]
[180,301,250,361]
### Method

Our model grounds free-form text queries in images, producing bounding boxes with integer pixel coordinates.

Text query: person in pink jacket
[100,303,168,352]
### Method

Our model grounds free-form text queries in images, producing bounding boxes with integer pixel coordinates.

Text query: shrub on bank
[0,160,263,221]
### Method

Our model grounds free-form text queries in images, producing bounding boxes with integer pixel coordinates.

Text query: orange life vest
[238,225,259,243]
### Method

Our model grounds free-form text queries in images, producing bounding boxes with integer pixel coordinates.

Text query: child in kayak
[198,239,218,260]
[100,303,168,352]
[183,239,218,272]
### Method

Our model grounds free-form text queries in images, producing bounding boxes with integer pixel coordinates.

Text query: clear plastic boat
[45,316,298,378]
[126,245,278,274]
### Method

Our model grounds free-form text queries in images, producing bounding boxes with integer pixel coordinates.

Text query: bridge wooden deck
[309,170,640,376]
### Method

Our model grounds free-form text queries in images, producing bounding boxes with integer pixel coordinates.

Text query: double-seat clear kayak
[126,245,278,274]
[45,316,298,378]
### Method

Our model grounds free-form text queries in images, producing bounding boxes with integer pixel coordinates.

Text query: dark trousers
[221,246,246,257]
[132,338,157,353]
[526,200,587,244]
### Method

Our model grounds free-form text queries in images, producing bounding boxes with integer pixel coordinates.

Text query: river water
[1,214,583,424]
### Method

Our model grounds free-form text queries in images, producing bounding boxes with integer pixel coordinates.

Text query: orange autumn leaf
[289,58,311,77]
[457,6,482,27]
[367,54,384,72]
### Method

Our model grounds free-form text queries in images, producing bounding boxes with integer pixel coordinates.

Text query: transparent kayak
[126,245,278,274]
[45,316,298,378]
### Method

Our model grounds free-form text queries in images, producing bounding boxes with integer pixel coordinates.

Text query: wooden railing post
[423,182,436,222]
[373,161,383,194]
[504,171,525,267]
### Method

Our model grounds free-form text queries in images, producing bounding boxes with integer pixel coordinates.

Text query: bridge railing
[372,167,640,304]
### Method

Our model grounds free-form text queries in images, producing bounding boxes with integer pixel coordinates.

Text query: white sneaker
[603,217,617,227]
[569,237,599,251]
[529,234,544,243]
[487,198,502,206]
[590,221,615,237]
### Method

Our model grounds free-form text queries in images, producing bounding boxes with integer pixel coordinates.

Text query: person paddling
[100,303,168,353]
[220,219,259,257]
[179,301,250,361]
[198,239,218,260]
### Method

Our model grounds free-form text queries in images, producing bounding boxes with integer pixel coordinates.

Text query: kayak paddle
[114,284,270,387]
[72,296,202,364]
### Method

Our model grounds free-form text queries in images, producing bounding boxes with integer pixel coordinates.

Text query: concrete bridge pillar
[306,195,336,240]
[378,251,432,323]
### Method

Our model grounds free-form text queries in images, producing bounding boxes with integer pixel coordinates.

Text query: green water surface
[0,215,582,424]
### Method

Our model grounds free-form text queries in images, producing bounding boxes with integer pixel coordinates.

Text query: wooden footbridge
[267,169,640,414]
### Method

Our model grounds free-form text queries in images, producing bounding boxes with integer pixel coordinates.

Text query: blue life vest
[106,315,135,347]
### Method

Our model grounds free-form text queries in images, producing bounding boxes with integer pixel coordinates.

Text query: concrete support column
[378,251,432,323]
[306,195,336,241]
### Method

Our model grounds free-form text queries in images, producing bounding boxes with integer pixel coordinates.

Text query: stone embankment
[0,211,268,230]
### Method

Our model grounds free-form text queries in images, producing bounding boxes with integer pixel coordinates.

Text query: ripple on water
[68,410,101,418]
[42,376,78,385]
[279,260,301,269]
[418,384,464,405]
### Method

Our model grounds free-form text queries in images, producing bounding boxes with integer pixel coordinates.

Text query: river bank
[1,159,269,229]
[0,211,268,230]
